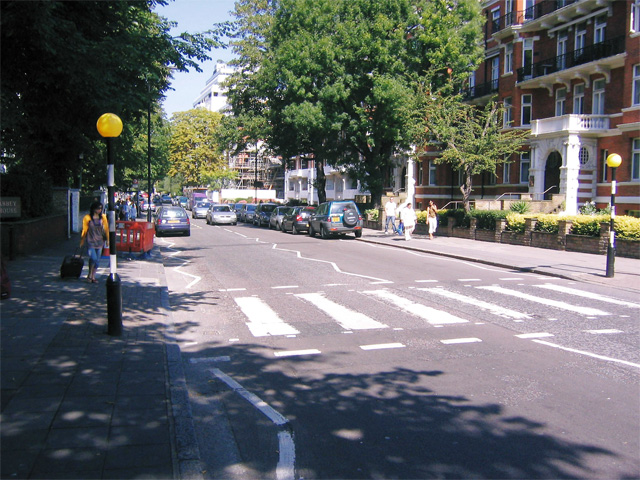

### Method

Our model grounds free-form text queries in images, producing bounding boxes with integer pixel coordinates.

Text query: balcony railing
[491,0,579,33]
[530,114,610,136]
[516,36,625,82]
[461,79,499,101]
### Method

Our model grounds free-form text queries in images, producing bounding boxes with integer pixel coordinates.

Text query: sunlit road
[159,218,640,480]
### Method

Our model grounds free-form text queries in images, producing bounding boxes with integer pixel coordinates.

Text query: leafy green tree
[411,81,529,212]
[226,0,484,205]
[168,109,225,185]
[1,0,222,189]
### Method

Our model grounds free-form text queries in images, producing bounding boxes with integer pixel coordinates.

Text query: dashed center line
[360,343,406,351]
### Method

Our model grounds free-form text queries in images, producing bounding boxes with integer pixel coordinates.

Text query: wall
[1,215,67,259]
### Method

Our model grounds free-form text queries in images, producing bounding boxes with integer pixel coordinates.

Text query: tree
[412,81,530,212]
[1,0,222,188]
[168,109,226,186]
[227,0,485,205]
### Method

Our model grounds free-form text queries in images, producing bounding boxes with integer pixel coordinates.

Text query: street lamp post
[97,113,123,336]
[605,153,622,278]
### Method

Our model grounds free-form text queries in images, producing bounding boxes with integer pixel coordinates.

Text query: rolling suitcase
[60,249,84,278]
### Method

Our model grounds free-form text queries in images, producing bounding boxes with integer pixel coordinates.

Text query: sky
[155,0,237,117]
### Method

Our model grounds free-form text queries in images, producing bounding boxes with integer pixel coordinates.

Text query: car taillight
[296,215,302,221]
[186,218,190,224]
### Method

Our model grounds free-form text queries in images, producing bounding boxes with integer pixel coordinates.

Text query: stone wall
[1,215,67,259]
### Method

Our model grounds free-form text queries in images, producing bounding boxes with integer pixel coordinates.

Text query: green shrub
[450,209,470,228]
[615,216,640,241]
[438,209,449,227]
[570,214,608,237]
[364,208,379,221]
[473,210,508,230]
[510,201,530,214]
[416,210,428,224]
[534,214,559,234]
[505,213,525,233]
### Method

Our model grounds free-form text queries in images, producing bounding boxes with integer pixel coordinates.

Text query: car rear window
[330,203,356,214]
[163,209,186,218]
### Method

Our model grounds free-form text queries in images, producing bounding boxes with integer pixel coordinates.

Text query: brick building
[415,0,640,215]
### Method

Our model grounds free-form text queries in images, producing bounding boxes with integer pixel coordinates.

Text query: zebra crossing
[230,281,638,340]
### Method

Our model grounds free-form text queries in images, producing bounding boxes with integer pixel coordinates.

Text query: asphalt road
[159,218,640,480]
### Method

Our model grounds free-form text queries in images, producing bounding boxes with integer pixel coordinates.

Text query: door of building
[544,151,562,200]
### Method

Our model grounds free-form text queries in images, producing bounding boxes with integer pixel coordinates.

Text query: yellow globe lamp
[606,153,622,169]
[96,113,123,138]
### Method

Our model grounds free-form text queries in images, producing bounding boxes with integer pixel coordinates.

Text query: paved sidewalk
[1,234,202,479]
[358,228,640,293]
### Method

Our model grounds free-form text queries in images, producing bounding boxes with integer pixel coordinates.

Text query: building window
[592,79,605,115]
[521,94,532,126]
[503,159,510,184]
[300,158,309,169]
[429,161,437,186]
[557,30,568,70]
[633,65,640,106]
[575,23,586,57]
[289,181,294,191]
[504,43,513,74]
[633,138,640,180]
[632,1,640,32]
[520,152,530,184]
[555,88,566,116]
[595,15,606,44]
[417,162,423,185]
[350,178,358,189]
[524,0,535,21]
[326,178,334,190]
[601,149,608,182]
[491,7,500,33]
[522,38,534,79]
[491,56,500,89]
[458,169,465,186]
[503,96,513,127]
[573,84,585,114]
[302,180,308,191]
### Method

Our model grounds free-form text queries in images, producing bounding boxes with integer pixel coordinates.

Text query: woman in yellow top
[80,202,109,283]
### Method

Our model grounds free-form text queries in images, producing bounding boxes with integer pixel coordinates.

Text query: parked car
[253,203,278,227]
[161,194,173,205]
[192,201,212,219]
[206,204,237,225]
[308,200,362,238]
[239,203,257,223]
[269,206,293,230]
[154,206,190,237]
[282,206,315,234]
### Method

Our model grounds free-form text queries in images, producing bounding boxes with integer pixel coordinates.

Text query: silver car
[206,204,237,225]
[192,201,212,219]
[269,206,293,230]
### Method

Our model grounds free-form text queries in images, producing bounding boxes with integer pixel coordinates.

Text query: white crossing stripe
[360,343,406,351]
[584,329,623,334]
[235,297,300,337]
[362,290,468,325]
[477,286,610,316]
[420,288,530,320]
[515,332,554,339]
[441,337,482,344]
[295,293,388,330]
[533,284,640,308]
[274,349,321,357]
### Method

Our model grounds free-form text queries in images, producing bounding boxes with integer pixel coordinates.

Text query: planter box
[530,231,561,250]
[501,231,527,246]
[364,219,382,230]
[616,239,640,259]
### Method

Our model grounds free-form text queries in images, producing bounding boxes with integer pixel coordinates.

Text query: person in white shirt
[400,203,417,241]
[384,199,398,234]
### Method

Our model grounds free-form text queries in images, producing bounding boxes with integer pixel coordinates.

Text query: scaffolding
[227,148,284,195]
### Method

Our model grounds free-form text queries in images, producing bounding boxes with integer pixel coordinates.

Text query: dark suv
[308,200,363,239]
[253,203,278,227]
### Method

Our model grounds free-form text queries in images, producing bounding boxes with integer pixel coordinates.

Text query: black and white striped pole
[605,153,622,278]
[97,113,123,335]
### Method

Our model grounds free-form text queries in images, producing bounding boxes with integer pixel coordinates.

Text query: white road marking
[441,338,482,344]
[273,349,322,358]
[362,290,468,325]
[220,288,247,292]
[477,285,610,316]
[190,356,231,363]
[276,431,296,480]
[415,279,438,283]
[499,277,524,280]
[584,329,623,334]
[458,278,481,282]
[533,284,640,308]
[360,343,406,351]
[515,332,554,339]
[532,340,640,369]
[235,297,300,337]
[295,293,388,330]
[420,288,531,320]
[272,285,299,289]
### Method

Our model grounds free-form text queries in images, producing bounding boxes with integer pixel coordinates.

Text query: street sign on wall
[0,197,21,219]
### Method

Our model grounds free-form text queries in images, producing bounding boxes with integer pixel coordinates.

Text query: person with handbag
[80,202,109,283]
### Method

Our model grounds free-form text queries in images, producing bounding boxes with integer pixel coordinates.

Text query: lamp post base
[106,273,122,336]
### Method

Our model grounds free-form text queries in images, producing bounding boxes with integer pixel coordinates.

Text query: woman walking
[427,200,438,240]
[400,203,417,241]
[80,202,109,283]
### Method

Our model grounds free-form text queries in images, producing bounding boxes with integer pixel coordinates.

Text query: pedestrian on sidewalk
[80,202,109,283]
[384,199,397,234]
[400,203,417,241]
[427,200,438,240]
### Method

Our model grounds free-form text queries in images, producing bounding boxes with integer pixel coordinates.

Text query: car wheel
[233,222,237,226]
[355,230,362,238]
[321,224,330,239]
[308,224,315,237]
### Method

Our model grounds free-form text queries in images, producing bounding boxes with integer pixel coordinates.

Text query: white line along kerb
[210,368,296,480]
